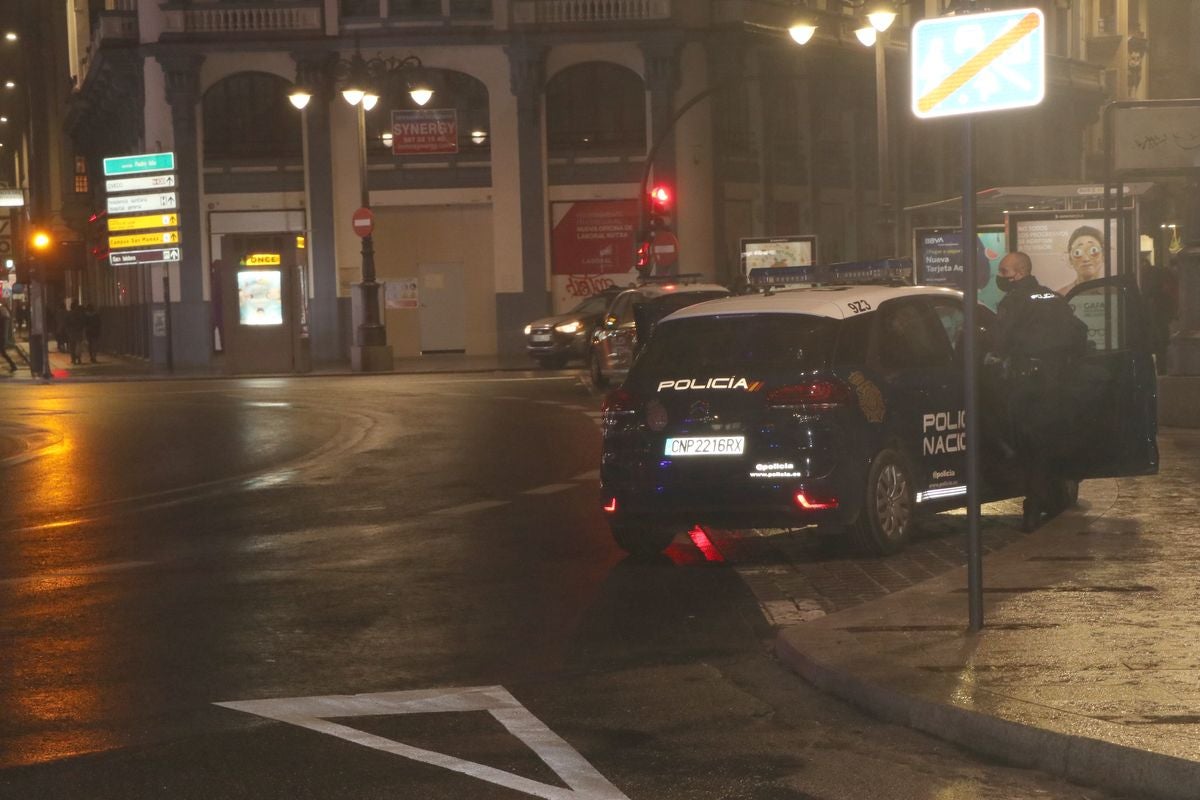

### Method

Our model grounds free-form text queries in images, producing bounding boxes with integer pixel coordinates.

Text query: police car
[599,276,1158,556]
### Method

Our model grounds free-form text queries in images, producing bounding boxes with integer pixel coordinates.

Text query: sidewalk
[3,342,539,383]
[776,428,1200,800]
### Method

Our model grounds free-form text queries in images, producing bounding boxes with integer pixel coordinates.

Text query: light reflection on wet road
[0,375,1124,800]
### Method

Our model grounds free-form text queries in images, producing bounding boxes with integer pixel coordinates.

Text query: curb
[773,495,1200,800]
[775,626,1200,800]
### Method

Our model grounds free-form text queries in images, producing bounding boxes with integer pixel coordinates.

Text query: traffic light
[88,211,109,262]
[648,184,672,230]
[16,229,52,283]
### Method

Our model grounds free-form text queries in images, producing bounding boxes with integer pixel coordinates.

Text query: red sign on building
[549,199,641,312]
[391,109,459,155]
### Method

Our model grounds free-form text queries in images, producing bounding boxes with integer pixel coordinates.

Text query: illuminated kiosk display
[237,270,284,326]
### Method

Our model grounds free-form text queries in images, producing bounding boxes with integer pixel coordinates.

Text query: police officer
[989,251,1089,532]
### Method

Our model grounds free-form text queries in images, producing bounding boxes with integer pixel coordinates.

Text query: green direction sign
[102,151,176,177]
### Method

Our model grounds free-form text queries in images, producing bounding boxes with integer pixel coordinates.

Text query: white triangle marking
[216,686,630,800]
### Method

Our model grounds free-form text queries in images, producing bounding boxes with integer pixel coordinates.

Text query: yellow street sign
[109,230,180,250]
[242,253,282,266]
[107,213,179,232]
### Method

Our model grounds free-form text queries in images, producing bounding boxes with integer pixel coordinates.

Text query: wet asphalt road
[0,373,1127,799]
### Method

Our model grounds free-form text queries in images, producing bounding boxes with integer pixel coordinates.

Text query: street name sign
[106,173,176,194]
[108,213,179,233]
[109,230,180,250]
[911,8,1045,119]
[107,191,178,215]
[103,151,176,177]
[109,247,182,266]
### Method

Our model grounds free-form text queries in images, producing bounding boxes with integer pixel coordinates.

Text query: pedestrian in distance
[83,303,101,364]
[65,299,86,365]
[1139,256,1178,375]
[0,302,18,373]
[53,299,69,353]
[988,251,1090,533]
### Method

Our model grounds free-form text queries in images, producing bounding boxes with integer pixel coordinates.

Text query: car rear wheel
[537,354,568,370]
[849,448,917,555]
[589,350,608,389]
[610,521,675,556]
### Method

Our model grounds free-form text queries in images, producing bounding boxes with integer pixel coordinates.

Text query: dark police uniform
[990,274,1089,530]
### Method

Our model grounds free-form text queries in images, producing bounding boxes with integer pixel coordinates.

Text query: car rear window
[629,313,836,380]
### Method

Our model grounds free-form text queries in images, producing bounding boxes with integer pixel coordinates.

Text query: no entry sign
[352,207,374,238]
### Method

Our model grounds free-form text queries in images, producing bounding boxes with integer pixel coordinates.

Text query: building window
[203,72,302,162]
[74,155,89,194]
[388,0,440,17]
[342,0,381,16]
[546,62,646,156]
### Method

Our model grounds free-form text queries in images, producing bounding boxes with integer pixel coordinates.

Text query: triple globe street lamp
[789,1,903,256]
[288,47,434,371]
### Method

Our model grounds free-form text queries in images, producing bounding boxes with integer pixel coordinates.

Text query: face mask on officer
[995,275,1014,293]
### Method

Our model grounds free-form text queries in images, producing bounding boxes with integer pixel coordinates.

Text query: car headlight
[555,321,583,334]
[524,325,532,335]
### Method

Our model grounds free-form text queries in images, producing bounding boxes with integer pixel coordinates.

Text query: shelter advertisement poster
[914,227,1006,310]
[550,200,639,313]
[1007,212,1124,294]
[1008,212,1126,350]
[237,270,283,326]
[740,236,817,277]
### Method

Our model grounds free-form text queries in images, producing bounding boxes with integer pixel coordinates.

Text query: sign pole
[163,273,174,374]
[962,114,983,632]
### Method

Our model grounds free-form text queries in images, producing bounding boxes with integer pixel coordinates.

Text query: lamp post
[289,47,433,371]
[791,2,902,257]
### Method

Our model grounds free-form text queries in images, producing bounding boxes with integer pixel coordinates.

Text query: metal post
[355,100,386,351]
[876,33,897,256]
[963,115,983,632]
[162,273,174,373]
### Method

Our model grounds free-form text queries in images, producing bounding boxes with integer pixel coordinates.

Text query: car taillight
[602,388,639,414]
[766,379,853,409]
[795,491,838,510]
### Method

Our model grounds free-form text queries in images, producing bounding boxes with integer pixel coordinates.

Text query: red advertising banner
[391,109,458,155]
[550,199,640,312]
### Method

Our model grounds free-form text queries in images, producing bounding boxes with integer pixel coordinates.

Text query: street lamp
[288,47,434,371]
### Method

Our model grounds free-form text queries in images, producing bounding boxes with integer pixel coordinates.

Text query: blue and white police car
[599,275,1158,556]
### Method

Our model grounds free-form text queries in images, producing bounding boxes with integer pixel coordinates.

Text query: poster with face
[1007,213,1121,296]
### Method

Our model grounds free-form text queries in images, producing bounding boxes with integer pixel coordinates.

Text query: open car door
[1057,275,1159,479]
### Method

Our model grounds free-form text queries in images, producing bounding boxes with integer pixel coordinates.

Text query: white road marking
[0,561,153,588]
[431,500,511,516]
[216,686,630,800]
[571,469,600,482]
[522,483,575,495]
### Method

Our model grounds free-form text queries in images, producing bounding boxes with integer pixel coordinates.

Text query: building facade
[44,0,1178,371]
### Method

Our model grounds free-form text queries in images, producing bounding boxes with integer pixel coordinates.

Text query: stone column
[293,53,342,364]
[156,51,209,369]
[498,42,549,357]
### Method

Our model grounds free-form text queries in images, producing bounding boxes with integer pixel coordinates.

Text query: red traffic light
[649,184,672,215]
